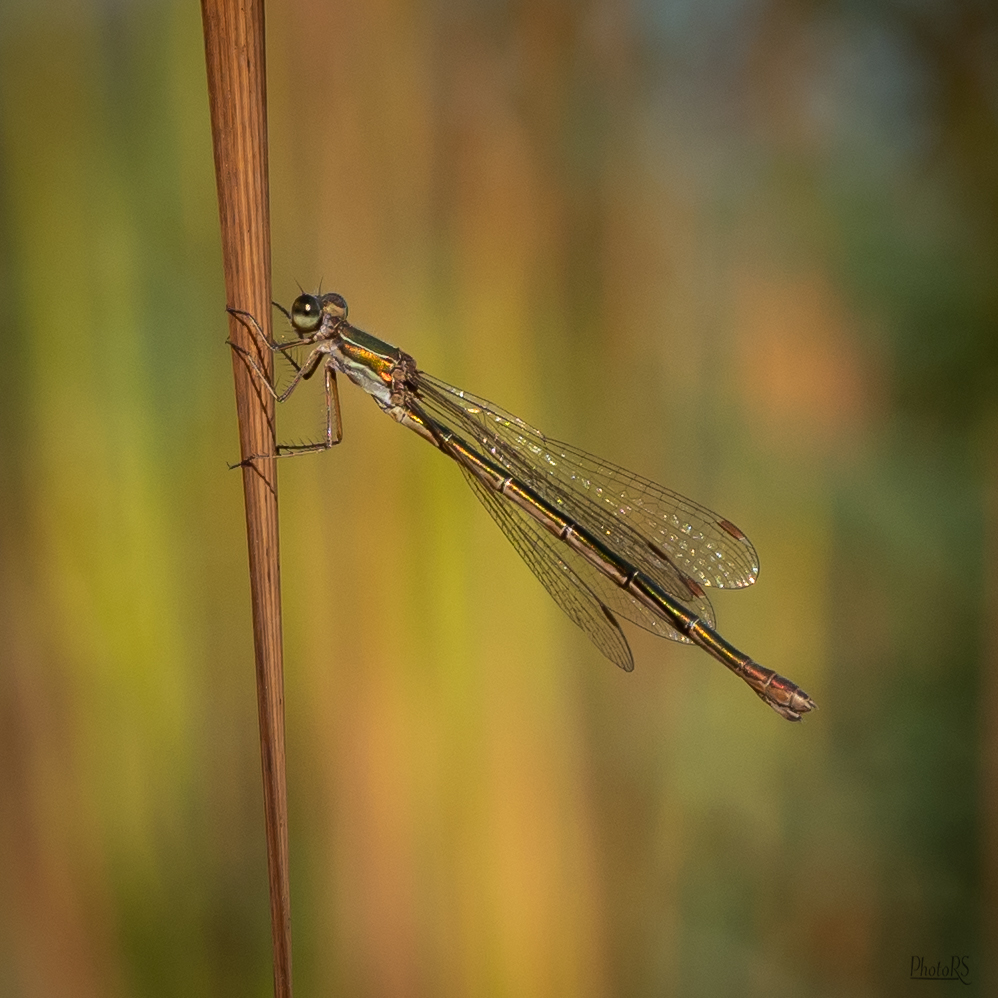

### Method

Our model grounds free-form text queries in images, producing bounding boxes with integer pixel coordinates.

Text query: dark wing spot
[718,518,747,541]
[681,573,705,599]
[647,540,670,561]
[600,604,635,673]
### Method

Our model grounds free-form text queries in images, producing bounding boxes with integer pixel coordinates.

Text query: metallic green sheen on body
[334,324,403,403]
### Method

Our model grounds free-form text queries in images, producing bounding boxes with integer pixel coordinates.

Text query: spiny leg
[226,305,326,375]
[227,337,325,405]
[271,361,343,457]
[228,348,343,466]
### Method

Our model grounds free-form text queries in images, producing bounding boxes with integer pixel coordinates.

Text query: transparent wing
[460,467,636,671]
[412,382,713,638]
[415,377,718,629]
[417,372,758,632]
[458,447,692,646]
[418,374,759,593]
[553,541,693,644]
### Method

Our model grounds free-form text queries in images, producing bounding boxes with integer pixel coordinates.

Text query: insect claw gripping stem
[227,304,274,353]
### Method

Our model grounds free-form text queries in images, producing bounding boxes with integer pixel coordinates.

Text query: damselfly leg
[227,304,343,460]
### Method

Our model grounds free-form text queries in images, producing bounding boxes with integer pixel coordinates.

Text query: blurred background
[1,0,995,995]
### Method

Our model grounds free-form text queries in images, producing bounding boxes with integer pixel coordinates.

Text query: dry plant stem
[200,0,292,995]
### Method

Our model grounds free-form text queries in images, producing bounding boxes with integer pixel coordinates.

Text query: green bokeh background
[1,0,995,995]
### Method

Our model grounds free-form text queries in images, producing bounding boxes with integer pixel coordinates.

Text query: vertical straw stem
[200,1,292,995]
[984,410,998,996]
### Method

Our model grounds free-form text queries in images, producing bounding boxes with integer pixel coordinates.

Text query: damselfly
[229,293,815,721]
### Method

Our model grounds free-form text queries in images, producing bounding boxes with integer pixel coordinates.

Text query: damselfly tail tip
[755,692,813,721]
[750,675,816,721]
[740,661,816,721]
[790,687,817,717]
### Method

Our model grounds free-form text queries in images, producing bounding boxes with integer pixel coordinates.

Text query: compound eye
[323,293,348,318]
[290,294,323,333]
